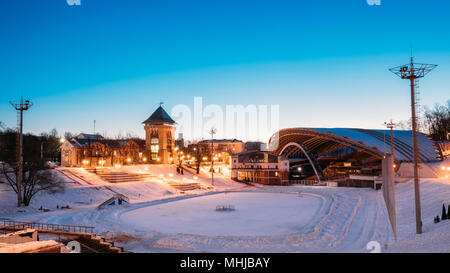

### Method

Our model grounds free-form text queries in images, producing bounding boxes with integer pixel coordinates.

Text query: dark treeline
[0,128,63,163]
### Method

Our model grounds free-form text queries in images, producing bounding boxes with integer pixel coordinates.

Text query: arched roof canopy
[269,128,441,163]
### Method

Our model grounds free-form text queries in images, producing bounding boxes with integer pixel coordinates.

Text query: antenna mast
[390,58,437,234]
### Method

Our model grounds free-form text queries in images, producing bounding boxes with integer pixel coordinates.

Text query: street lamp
[209,128,217,186]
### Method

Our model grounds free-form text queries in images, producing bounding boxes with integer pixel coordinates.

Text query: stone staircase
[166,181,202,191]
[85,168,154,183]
[62,234,127,253]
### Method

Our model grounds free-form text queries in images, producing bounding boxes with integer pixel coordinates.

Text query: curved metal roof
[269,128,442,162]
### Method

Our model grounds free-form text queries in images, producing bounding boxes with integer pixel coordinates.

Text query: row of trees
[394,100,449,141]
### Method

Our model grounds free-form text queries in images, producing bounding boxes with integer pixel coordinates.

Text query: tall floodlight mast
[389,58,437,234]
[9,97,33,206]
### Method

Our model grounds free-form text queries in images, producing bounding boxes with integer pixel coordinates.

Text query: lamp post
[384,120,396,158]
[209,128,217,186]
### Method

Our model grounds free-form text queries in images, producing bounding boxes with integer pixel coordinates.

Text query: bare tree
[0,130,64,206]
[1,163,63,206]
[423,101,450,141]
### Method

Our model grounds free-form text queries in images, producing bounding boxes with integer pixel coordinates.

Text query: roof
[142,106,176,125]
[76,133,103,140]
[199,139,243,144]
[67,137,144,149]
[269,128,442,162]
[235,150,279,163]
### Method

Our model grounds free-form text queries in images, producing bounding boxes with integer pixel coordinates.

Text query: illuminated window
[151,145,159,153]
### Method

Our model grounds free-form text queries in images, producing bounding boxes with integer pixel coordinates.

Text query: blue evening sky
[0,0,449,140]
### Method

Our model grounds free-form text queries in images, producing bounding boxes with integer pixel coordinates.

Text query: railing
[0,219,94,234]
[289,180,319,186]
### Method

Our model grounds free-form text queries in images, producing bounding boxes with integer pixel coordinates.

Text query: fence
[0,219,94,234]
[289,180,319,186]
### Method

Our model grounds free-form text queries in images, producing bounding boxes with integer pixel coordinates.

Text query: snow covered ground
[120,192,322,236]
[1,164,449,253]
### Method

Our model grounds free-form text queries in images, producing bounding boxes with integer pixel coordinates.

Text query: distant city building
[175,133,185,149]
[244,141,267,152]
[193,139,244,165]
[231,151,289,185]
[197,139,244,154]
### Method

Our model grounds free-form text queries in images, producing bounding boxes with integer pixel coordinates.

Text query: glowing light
[442,166,446,170]
[202,157,208,161]
[82,160,89,165]
[193,176,198,180]
[169,173,174,177]
[159,174,164,178]
[114,164,121,168]
[127,158,132,162]
[447,167,450,171]
[60,137,65,143]
[174,147,179,151]
[156,158,161,162]
[143,157,147,162]
[297,167,302,171]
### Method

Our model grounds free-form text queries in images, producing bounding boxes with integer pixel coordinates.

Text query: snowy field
[1,164,450,253]
[120,192,322,236]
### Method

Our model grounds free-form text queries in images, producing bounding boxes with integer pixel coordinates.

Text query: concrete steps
[166,181,201,191]
[85,168,154,183]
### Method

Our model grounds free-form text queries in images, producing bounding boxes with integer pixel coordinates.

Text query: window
[151,138,159,144]
[151,145,159,153]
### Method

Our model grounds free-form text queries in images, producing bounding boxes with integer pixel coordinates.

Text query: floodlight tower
[390,58,437,234]
[10,97,33,206]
